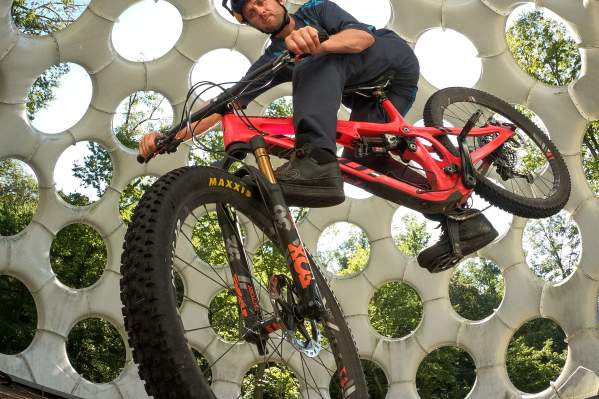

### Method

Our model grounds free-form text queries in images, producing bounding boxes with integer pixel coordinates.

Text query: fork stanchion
[250,135,277,184]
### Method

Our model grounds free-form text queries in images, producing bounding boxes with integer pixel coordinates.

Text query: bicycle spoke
[175,254,228,291]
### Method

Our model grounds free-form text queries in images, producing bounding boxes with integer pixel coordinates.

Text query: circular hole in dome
[330,359,388,398]
[111,0,183,62]
[242,363,300,398]
[415,28,481,89]
[290,207,308,224]
[369,281,423,338]
[28,63,92,134]
[317,222,370,277]
[191,210,246,267]
[188,127,226,166]
[470,191,512,238]
[344,183,373,199]
[523,210,581,283]
[506,4,581,87]
[11,0,89,35]
[191,348,213,384]
[173,269,185,308]
[112,91,173,150]
[512,104,550,136]
[332,0,391,29]
[582,121,599,195]
[191,49,252,101]
[119,176,158,223]
[0,159,38,237]
[214,0,241,24]
[208,289,241,342]
[506,317,567,393]
[449,257,504,320]
[333,147,373,200]
[251,240,287,287]
[54,141,112,206]
[50,223,107,289]
[416,346,476,398]
[66,317,126,383]
[265,96,293,117]
[391,208,440,257]
[0,275,37,355]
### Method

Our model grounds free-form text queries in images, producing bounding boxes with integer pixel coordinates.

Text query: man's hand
[285,26,323,58]
[139,131,161,159]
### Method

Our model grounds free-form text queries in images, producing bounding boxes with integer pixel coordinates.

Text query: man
[139,0,497,272]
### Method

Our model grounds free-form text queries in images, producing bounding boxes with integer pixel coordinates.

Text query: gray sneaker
[274,145,345,208]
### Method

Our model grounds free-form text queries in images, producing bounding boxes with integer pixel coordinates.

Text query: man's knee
[292,53,346,81]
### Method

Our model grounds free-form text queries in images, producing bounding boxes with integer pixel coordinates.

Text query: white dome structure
[1,0,598,398]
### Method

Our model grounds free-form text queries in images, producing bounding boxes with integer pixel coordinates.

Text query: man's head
[226,0,289,35]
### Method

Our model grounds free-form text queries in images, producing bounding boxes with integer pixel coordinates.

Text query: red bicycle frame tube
[222,98,514,213]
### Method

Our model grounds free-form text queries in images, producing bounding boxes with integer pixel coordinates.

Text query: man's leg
[273,53,350,208]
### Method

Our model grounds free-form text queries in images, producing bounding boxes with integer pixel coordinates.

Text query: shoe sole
[279,183,345,208]
[417,226,499,273]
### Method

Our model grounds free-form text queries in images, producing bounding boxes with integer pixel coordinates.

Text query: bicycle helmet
[222,0,290,35]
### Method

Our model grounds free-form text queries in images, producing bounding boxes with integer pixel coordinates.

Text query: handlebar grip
[137,154,146,164]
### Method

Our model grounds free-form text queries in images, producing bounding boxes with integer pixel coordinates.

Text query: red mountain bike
[120,47,570,399]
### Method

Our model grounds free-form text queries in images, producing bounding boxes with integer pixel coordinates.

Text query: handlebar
[137,31,330,164]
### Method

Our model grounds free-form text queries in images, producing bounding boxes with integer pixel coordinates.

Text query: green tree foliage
[524,211,580,283]
[11,0,87,119]
[582,121,599,194]
[69,142,112,204]
[50,220,107,289]
[66,318,126,383]
[393,213,431,257]
[0,159,38,236]
[191,211,229,266]
[317,223,370,276]
[449,258,504,320]
[209,289,241,342]
[416,347,476,399]
[119,176,157,224]
[506,10,581,86]
[113,91,172,150]
[506,319,567,393]
[369,282,423,338]
[0,275,37,355]
[265,97,293,117]
[242,363,299,399]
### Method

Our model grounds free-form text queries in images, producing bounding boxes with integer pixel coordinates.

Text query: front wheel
[120,166,368,399]
[423,87,571,219]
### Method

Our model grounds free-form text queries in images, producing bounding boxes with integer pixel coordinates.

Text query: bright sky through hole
[30,63,92,134]
[111,0,183,62]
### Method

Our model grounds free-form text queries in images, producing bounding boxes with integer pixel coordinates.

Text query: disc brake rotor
[268,274,322,358]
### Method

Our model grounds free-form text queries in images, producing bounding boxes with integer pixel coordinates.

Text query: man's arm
[285,26,374,55]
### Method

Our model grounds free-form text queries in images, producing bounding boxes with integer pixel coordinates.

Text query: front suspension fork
[250,136,325,320]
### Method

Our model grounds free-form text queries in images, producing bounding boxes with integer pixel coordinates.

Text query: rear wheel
[424,87,571,219]
[120,166,367,398]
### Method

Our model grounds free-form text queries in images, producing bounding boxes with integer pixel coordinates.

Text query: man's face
[242,0,285,32]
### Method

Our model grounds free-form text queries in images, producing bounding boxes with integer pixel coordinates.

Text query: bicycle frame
[221,95,516,214]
